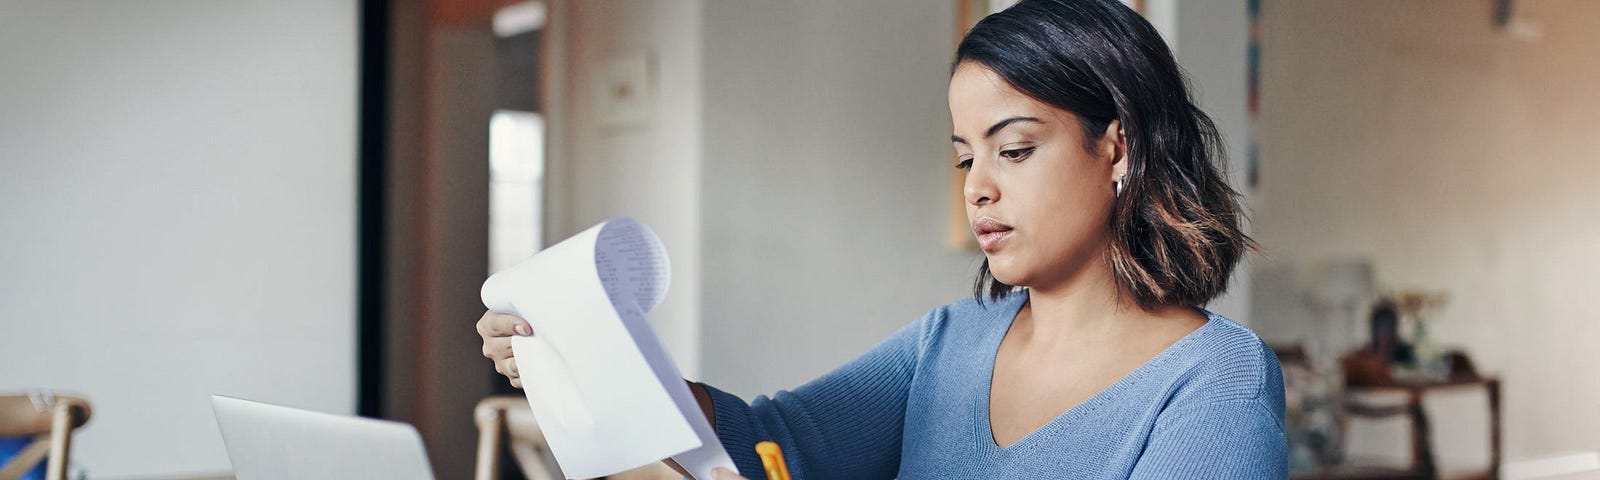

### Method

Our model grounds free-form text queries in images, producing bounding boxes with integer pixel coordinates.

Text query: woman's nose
[964,161,997,206]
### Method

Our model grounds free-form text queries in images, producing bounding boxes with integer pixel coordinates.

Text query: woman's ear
[1103,119,1128,180]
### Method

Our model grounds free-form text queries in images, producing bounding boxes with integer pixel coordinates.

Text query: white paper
[481,218,737,480]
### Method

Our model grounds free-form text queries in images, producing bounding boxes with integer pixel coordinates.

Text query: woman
[478,0,1285,478]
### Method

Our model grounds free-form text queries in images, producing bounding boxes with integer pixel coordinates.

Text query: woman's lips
[973,217,1014,252]
[977,230,1012,251]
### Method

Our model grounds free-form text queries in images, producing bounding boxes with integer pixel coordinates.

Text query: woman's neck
[1018,258,1142,345]
[1020,255,1206,349]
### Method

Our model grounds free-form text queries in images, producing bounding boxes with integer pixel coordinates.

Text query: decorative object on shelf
[1368,298,1403,364]
[1303,258,1377,371]
[1389,290,1450,382]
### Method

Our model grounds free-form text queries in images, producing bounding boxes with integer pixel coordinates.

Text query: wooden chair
[474,395,557,480]
[1339,377,1501,480]
[1279,345,1501,480]
[0,391,91,480]
[473,395,679,480]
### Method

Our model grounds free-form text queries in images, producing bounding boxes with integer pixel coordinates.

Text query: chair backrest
[472,395,682,480]
[1341,379,1501,480]
[0,391,91,480]
[474,395,558,480]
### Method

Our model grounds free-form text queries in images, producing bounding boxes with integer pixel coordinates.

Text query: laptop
[211,395,435,480]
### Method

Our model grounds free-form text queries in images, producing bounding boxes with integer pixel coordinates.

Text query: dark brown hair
[957,0,1256,309]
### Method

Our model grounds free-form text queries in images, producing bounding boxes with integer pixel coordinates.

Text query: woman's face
[949,62,1126,290]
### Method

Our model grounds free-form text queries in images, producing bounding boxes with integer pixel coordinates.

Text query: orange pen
[755,441,792,480]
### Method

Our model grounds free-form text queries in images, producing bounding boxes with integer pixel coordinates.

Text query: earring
[1115,173,1126,197]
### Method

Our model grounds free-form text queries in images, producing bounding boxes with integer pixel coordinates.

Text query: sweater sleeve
[700,309,936,480]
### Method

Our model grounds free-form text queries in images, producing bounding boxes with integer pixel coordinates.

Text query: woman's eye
[999,147,1035,161]
[955,157,973,170]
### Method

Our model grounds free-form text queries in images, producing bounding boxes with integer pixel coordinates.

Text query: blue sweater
[703,290,1287,479]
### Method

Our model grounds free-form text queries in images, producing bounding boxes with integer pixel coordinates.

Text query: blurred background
[1,0,1595,479]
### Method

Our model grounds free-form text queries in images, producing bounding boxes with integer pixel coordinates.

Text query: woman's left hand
[712,467,748,480]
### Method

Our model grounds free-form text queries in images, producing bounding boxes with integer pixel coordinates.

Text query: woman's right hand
[478,309,723,477]
[477,310,533,388]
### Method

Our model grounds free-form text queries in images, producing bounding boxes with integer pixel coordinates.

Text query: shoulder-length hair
[956,0,1255,309]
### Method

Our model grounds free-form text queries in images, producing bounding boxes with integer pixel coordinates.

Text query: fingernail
[515,323,530,336]
[712,468,731,480]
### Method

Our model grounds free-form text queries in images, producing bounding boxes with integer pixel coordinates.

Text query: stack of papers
[480,218,737,479]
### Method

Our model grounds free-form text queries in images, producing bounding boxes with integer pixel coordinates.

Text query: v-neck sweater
[702,290,1287,479]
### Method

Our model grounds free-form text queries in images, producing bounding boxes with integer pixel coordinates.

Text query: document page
[480,218,736,479]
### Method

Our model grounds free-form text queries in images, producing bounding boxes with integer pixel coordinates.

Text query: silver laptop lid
[212,395,435,480]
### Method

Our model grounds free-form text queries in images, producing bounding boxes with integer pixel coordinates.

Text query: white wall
[551,0,705,377]
[0,1,357,477]
[1165,0,1253,324]
[697,0,976,398]
[1252,0,1600,463]
[543,0,973,398]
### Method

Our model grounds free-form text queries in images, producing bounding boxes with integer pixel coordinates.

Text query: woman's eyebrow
[951,116,1044,144]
